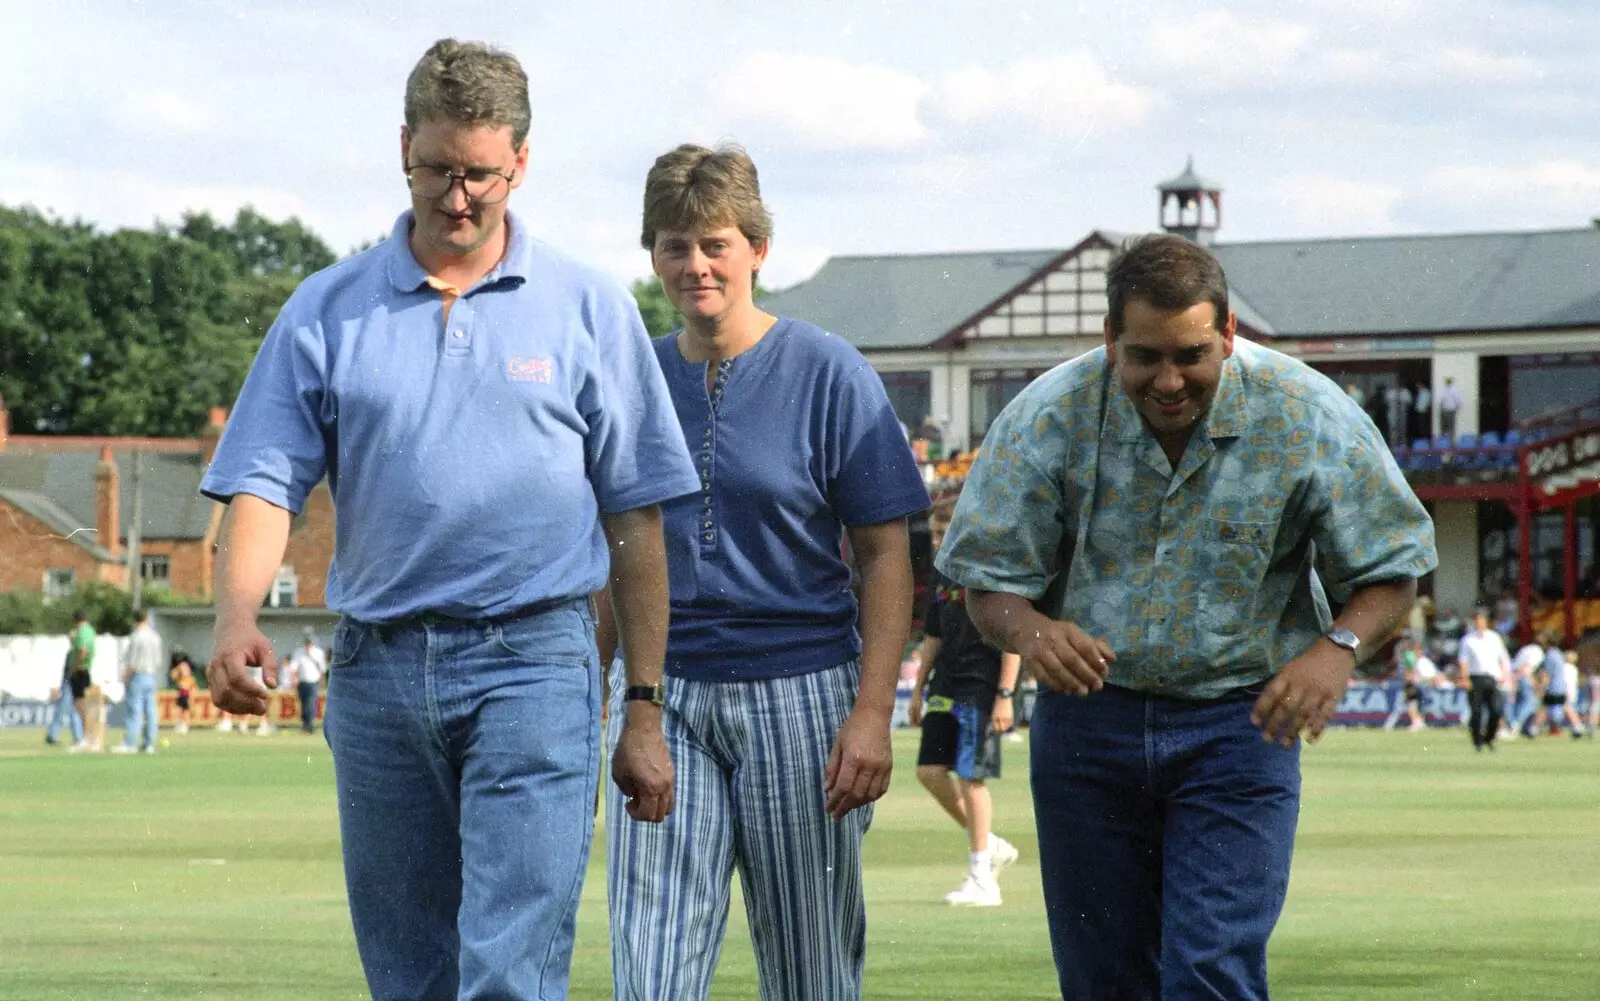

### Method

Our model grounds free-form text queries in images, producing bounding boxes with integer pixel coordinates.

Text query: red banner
[158,690,324,724]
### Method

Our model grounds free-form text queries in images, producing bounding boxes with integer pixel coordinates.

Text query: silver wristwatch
[1325,627,1361,659]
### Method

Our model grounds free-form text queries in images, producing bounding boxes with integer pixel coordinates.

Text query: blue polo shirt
[655,319,931,681]
[201,210,699,622]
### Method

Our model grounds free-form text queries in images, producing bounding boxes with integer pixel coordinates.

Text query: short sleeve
[1306,415,1438,601]
[827,363,930,526]
[199,294,329,514]
[935,410,1067,601]
[577,286,699,514]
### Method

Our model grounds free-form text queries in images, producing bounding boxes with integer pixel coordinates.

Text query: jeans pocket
[492,606,594,666]
[331,619,367,668]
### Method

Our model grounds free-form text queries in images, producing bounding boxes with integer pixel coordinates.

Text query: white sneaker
[215,719,233,732]
[110,744,137,754]
[944,873,1002,907]
[175,722,189,734]
[1004,731,1024,743]
[989,836,1020,877]
[68,741,93,753]
[256,723,277,736]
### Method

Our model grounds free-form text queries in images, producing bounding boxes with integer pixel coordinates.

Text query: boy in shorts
[909,505,1022,906]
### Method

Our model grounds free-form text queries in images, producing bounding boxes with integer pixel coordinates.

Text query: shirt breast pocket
[1203,518,1279,635]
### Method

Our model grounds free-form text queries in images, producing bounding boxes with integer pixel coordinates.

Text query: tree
[630,277,680,338]
[0,205,334,436]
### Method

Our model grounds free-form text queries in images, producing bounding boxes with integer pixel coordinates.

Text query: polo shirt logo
[507,356,553,383]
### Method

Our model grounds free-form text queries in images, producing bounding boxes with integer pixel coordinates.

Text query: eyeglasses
[404,164,517,204]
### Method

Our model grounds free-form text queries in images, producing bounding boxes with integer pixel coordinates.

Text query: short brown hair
[1105,234,1230,337]
[405,39,531,148]
[641,144,773,251]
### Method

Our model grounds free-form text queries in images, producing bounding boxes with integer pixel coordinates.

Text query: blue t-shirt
[1543,648,1569,696]
[201,211,699,622]
[655,319,931,681]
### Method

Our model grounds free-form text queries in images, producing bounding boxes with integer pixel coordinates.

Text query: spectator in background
[1508,633,1544,738]
[1586,658,1600,733]
[289,630,327,733]
[1458,609,1512,751]
[44,646,84,747]
[1384,382,1413,449]
[169,650,196,734]
[113,607,163,754]
[909,516,1023,907]
[1532,638,1588,739]
[65,610,97,753]
[1439,377,1462,440]
[1410,380,1432,442]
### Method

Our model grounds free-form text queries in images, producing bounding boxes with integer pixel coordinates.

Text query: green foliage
[0,205,336,437]
[0,580,136,635]
[630,276,680,338]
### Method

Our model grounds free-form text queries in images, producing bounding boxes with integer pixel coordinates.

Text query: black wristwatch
[996,687,1015,698]
[624,684,666,707]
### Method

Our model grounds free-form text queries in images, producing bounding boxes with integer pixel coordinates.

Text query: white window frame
[267,565,299,608]
[139,554,172,584]
[43,567,77,603]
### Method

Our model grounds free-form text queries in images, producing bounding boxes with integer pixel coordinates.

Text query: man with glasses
[201,38,697,1001]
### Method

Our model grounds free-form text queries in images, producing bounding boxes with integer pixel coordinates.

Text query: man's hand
[207,621,276,715]
[824,709,893,820]
[991,694,1014,733]
[1015,619,1115,695]
[907,690,924,727]
[611,705,674,823]
[1251,642,1357,747]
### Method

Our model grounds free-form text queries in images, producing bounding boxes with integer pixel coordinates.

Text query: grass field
[1,724,1596,1000]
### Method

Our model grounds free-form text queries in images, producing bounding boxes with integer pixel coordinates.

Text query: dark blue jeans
[325,600,601,1001]
[1031,684,1301,1001]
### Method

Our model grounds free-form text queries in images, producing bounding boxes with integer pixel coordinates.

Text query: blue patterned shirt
[936,338,1437,699]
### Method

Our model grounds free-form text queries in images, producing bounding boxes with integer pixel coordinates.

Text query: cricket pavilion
[762,161,1600,645]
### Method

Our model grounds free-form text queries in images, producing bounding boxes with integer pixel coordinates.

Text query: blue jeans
[296,680,319,730]
[46,684,83,743]
[1031,684,1301,1001]
[1506,679,1536,734]
[325,601,601,1001]
[122,673,158,750]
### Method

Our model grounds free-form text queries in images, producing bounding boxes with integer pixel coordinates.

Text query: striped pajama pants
[605,659,871,1001]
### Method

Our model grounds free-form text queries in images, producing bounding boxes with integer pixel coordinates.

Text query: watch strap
[624,684,666,706]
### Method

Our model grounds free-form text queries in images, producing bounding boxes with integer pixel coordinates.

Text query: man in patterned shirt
[937,234,1437,1000]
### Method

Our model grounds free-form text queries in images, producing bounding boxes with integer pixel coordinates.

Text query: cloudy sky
[3,0,1597,288]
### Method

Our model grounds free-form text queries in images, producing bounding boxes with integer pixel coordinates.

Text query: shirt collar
[384,209,532,294]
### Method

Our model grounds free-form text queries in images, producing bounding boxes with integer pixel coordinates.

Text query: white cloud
[1315,44,1544,86]
[1148,12,1313,89]
[709,52,928,151]
[1267,173,1403,233]
[113,91,219,135]
[1418,159,1600,225]
[932,54,1156,133]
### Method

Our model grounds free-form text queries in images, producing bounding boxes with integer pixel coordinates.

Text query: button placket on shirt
[699,359,732,550]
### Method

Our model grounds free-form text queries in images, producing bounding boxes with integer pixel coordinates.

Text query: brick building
[0,400,334,607]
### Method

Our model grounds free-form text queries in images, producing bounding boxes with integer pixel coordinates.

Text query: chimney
[0,392,9,453]
[95,445,121,558]
[202,406,228,464]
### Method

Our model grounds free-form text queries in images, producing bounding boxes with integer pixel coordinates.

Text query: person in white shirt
[114,608,164,754]
[1508,639,1544,738]
[289,630,328,733]
[1457,610,1512,750]
[1438,378,1462,440]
